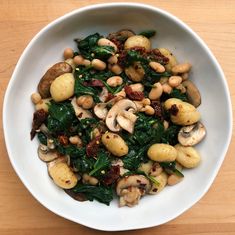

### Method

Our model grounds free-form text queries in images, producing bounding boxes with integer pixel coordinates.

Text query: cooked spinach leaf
[169,88,188,102]
[125,50,149,66]
[160,161,184,177]
[76,33,102,59]
[161,124,181,145]
[48,101,76,129]
[89,150,111,176]
[73,185,113,205]
[122,146,148,170]
[139,30,156,38]
[92,45,115,60]
[74,79,100,102]
[73,155,96,173]
[37,132,47,145]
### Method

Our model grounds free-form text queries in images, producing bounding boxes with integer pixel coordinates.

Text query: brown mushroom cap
[178,122,206,146]
[182,80,201,107]
[38,144,59,162]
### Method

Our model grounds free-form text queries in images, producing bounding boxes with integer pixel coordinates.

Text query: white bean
[148,82,163,100]
[106,76,123,87]
[172,62,191,74]
[98,38,118,52]
[168,76,182,88]
[149,61,165,73]
[91,59,106,70]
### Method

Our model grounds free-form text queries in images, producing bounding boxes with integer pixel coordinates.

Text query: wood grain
[1,0,235,234]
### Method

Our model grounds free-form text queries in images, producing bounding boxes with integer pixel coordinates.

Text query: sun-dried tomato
[109,37,123,51]
[86,135,101,157]
[148,49,169,65]
[151,101,164,120]
[102,165,120,186]
[124,86,144,101]
[169,104,179,116]
[30,109,48,140]
[58,135,69,146]
[83,79,104,87]
[106,92,115,102]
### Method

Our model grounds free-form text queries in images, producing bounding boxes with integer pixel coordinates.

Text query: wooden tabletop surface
[1,0,235,234]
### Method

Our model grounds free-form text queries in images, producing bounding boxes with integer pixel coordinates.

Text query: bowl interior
[3,3,232,231]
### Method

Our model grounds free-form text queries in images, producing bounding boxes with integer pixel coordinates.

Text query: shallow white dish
[3,2,232,231]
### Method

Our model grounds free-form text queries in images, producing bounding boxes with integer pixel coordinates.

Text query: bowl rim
[3,2,233,231]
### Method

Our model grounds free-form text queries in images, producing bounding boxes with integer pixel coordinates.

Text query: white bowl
[3,2,232,231]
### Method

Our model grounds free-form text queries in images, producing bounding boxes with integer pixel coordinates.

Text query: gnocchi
[30,29,206,208]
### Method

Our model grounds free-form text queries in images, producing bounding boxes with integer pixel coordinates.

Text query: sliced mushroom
[105,99,137,133]
[116,175,151,207]
[94,96,124,120]
[94,103,108,119]
[47,157,78,189]
[116,110,138,134]
[182,80,201,107]
[178,122,206,146]
[38,144,58,162]
[71,97,92,120]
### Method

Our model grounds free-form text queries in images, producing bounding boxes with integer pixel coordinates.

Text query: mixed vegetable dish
[30,29,206,207]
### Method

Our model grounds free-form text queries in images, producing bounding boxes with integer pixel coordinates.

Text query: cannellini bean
[164,98,200,125]
[76,95,94,109]
[35,98,51,112]
[91,59,106,70]
[168,76,182,87]
[63,48,74,59]
[31,92,42,104]
[50,73,75,102]
[163,120,169,130]
[108,55,118,64]
[124,35,151,50]
[149,172,168,194]
[106,76,123,87]
[172,62,191,74]
[82,173,99,185]
[101,132,128,157]
[98,38,118,52]
[148,82,163,100]
[110,64,123,75]
[175,144,201,168]
[149,61,165,73]
[141,105,155,116]
[69,135,82,146]
[73,55,84,65]
[129,83,144,92]
[162,83,172,94]
[147,143,177,162]
[82,59,91,67]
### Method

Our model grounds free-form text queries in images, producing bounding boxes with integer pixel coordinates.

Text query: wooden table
[1,0,235,234]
